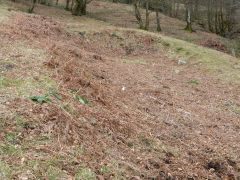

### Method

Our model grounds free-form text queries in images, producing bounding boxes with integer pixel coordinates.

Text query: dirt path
[0,3,240,179]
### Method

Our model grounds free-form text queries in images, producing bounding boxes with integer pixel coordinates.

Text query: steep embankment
[0,2,240,179]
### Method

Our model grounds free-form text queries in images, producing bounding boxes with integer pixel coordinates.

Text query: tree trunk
[219,0,225,35]
[185,1,193,32]
[207,0,214,32]
[145,0,150,30]
[156,10,161,32]
[215,4,219,34]
[28,0,37,13]
[81,0,87,15]
[193,0,199,19]
[126,0,131,4]
[168,0,173,17]
[71,0,74,11]
[227,0,236,33]
[40,0,46,5]
[56,0,58,5]
[66,0,70,10]
[133,0,144,29]
[71,0,88,15]
[175,2,179,17]
[172,0,176,17]
[72,0,82,16]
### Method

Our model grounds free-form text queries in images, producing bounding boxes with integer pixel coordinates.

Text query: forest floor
[0,0,240,179]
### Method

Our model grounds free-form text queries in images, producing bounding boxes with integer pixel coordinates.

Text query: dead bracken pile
[1,9,240,179]
[199,39,228,53]
[0,13,64,40]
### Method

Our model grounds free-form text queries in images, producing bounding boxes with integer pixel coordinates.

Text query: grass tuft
[0,162,12,179]
[75,168,96,180]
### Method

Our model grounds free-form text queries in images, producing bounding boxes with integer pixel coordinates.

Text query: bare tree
[28,0,37,13]
[133,0,144,29]
[156,10,161,32]
[184,0,193,32]
[145,0,150,30]
[72,0,92,16]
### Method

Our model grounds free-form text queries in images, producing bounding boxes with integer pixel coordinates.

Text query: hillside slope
[0,1,240,179]
[86,0,240,57]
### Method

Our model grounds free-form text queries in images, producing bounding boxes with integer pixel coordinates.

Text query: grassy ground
[86,0,240,57]
[0,0,240,179]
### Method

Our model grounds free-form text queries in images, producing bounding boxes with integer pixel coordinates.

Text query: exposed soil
[0,5,240,180]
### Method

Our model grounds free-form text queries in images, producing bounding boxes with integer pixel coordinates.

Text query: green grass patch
[108,159,127,180]
[121,59,148,64]
[5,132,18,144]
[0,161,12,179]
[0,77,25,88]
[75,167,96,180]
[46,165,68,180]
[0,143,18,156]
[73,145,86,156]
[139,30,240,84]
[233,109,240,114]
[101,164,111,174]
[0,76,48,97]
[39,77,57,89]
[162,37,240,84]
[0,4,9,23]
[188,80,199,85]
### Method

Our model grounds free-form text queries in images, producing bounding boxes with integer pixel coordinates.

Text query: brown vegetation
[0,2,240,179]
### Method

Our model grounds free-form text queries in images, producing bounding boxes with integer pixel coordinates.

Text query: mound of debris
[199,39,227,53]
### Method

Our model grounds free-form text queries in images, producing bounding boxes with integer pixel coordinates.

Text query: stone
[178,59,187,65]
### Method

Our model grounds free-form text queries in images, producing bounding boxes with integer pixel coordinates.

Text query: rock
[174,69,180,74]
[178,60,187,65]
